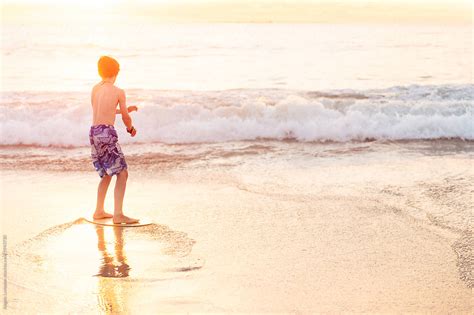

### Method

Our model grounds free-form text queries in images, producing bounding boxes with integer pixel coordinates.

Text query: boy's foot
[93,211,114,219]
[113,214,140,224]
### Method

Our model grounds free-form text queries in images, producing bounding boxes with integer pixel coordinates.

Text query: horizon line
[2,2,472,25]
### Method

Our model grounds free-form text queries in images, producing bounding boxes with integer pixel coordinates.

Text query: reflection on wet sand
[95,225,130,278]
[92,223,203,313]
[8,218,201,313]
[95,225,131,313]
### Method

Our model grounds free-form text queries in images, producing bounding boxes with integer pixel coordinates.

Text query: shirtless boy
[89,56,139,224]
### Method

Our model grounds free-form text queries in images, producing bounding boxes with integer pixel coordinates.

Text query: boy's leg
[113,170,128,215]
[93,175,113,219]
[113,170,139,224]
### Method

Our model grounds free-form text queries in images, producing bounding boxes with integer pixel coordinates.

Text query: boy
[89,55,139,224]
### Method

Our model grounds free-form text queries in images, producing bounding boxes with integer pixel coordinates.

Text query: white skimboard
[84,217,153,227]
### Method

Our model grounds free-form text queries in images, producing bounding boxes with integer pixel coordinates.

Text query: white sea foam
[1,85,472,147]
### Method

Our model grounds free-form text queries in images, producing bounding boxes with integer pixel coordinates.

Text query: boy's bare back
[91,81,126,126]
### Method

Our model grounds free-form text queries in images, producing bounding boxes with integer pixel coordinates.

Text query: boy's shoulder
[91,82,124,94]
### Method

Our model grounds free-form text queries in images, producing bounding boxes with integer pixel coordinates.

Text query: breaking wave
[1,84,472,147]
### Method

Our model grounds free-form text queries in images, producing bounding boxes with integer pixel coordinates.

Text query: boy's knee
[102,175,112,182]
[117,169,128,180]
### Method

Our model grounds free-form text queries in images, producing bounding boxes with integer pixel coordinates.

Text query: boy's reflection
[95,225,130,278]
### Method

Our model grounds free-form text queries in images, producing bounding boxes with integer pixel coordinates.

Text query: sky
[2,0,472,24]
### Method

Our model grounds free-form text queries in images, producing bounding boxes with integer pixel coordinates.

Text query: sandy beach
[2,140,472,313]
[2,6,473,312]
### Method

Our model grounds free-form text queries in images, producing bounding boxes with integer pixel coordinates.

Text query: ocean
[1,24,472,146]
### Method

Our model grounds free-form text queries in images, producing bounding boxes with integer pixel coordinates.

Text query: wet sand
[1,140,473,313]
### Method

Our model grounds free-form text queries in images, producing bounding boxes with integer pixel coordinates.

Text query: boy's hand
[128,106,138,113]
[127,126,137,137]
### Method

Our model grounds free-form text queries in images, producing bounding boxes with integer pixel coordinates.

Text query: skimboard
[84,217,153,227]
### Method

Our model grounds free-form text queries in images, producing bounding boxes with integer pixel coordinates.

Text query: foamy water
[1,84,473,146]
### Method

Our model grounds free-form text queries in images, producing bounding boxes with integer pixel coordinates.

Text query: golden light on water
[2,0,472,24]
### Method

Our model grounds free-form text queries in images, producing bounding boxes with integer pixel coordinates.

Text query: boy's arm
[118,89,133,130]
[115,106,138,114]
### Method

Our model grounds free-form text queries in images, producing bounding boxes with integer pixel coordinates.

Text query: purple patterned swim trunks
[89,124,127,177]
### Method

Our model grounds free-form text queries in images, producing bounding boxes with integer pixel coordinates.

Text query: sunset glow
[2,0,473,311]
[3,0,472,24]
